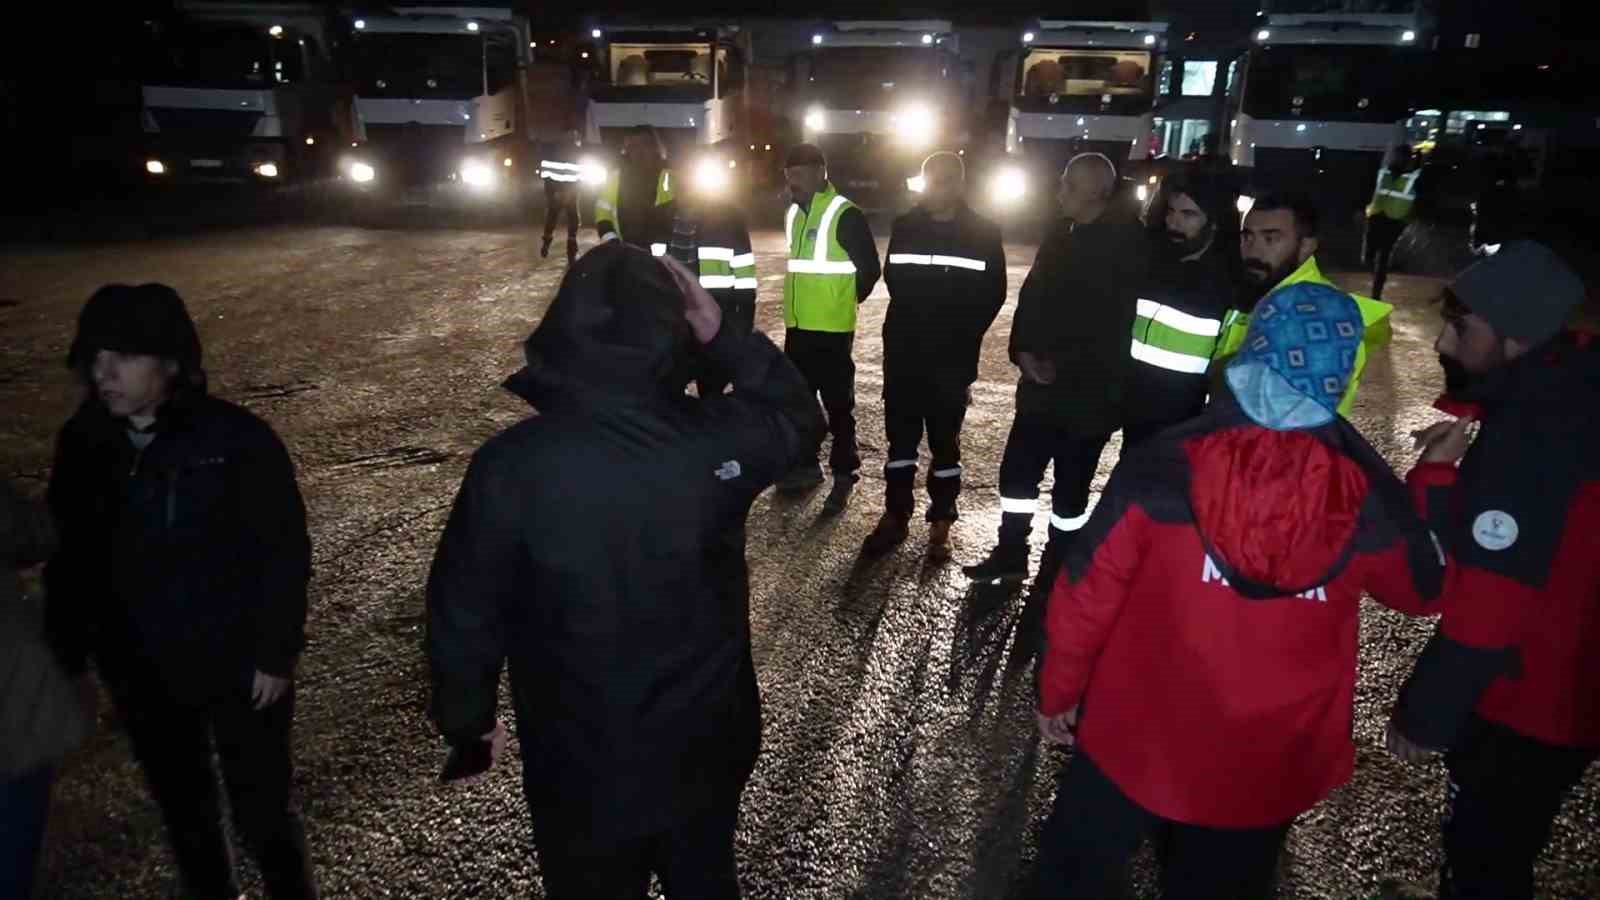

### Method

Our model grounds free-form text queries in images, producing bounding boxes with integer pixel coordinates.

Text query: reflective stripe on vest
[887,252,988,272]
[651,245,757,294]
[1130,298,1222,375]
[540,160,581,182]
[594,169,674,241]
[1368,168,1419,220]
[784,188,859,332]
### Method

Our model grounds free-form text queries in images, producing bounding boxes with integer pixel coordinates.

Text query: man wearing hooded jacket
[426,244,821,899]
[1030,283,1446,897]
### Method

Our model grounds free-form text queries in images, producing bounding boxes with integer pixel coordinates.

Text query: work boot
[927,520,953,563]
[962,541,1029,583]
[566,242,578,265]
[778,461,825,494]
[862,512,910,556]
[822,476,855,515]
[540,235,553,258]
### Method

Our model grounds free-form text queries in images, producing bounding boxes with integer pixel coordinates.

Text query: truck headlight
[906,174,926,193]
[803,107,826,134]
[578,157,607,186]
[1136,184,1149,203]
[146,159,167,175]
[693,157,730,194]
[349,161,376,184]
[896,104,937,148]
[460,159,496,190]
[254,162,280,178]
[990,166,1027,206]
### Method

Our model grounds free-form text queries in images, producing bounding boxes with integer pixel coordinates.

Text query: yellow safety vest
[1367,167,1420,221]
[594,168,674,242]
[1213,256,1393,416]
[783,184,860,333]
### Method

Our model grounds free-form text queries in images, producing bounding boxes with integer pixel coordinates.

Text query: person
[776,143,882,513]
[539,129,586,265]
[426,244,821,900]
[44,284,318,900]
[2,480,90,900]
[1214,192,1393,416]
[1365,145,1422,299]
[1121,165,1238,447]
[963,153,1142,584]
[649,190,759,399]
[595,125,674,245]
[863,152,1006,560]
[1384,242,1600,900]
[1031,282,1447,898]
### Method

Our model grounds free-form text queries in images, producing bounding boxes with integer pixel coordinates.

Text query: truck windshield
[351,33,484,100]
[1012,47,1153,114]
[141,22,305,88]
[1243,45,1412,122]
[603,42,714,101]
[799,47,950,110]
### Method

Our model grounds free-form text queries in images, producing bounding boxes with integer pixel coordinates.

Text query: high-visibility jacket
[1213,256,1393,416]
[1367,167,1420,221]
[538,144,583,184]
[646,202,758,325]
[784,184,861,333]
[1124,241,1234,433]
[595,168,674,243]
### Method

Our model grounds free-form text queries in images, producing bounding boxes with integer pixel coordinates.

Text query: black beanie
[67,283,203,376]
[1452,241,1585,346]
[785,143,827,170]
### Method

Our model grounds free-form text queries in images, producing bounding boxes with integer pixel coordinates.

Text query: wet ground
[2,204,1595,899]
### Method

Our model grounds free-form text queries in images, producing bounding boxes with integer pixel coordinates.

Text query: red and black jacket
[1039,391,1445,827]
[1397,331,1600,750]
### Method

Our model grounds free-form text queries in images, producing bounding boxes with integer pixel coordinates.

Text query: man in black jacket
[964,153,1144,584]
[426,244,821,899]
[45,284,318,900]
[864,152,1006,560]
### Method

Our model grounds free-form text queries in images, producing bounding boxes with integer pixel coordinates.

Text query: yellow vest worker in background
[1364,145,1423,300]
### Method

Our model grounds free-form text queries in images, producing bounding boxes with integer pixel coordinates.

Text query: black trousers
[883,376,968,522]
[696,296,757,398]
[1439,717,1598,900]
[532,796,741,900]
[995,417,1112,549]
[1029,752,1290,899]
[114,671,316,900]
[784,328,860,477]
[1364,214,1406,300]
[543,180,580,246]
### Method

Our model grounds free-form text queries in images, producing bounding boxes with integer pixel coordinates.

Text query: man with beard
[1213,193,1393,416]
[1121,168,1239,447]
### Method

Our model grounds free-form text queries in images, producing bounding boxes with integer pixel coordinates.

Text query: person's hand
[251,670,291,711]
[660,254,723,344]
[1017,351,1057,386]
[1037,707,1079,746]
[485,720,508,767]
[1412,417,1476,465]
[1385,718,1437,764]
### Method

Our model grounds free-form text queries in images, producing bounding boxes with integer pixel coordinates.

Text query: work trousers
[1439,716,1598,900]
[784,329,860,477]
[995,417,1112,549]
[1364,214,1407,300]
[532,794,742,900]
[543,180,580,247]
[882,376,968,522]
[113,671,316,900]
[1028,752,1291,899]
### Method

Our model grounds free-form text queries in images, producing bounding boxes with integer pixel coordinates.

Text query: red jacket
[1396,332,1600,750]
[1039,395,1446,828]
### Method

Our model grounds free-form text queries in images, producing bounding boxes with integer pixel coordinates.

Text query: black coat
[1123,240,1236,434]
[44,391,311,693]
[426,270,821,841]
[882,204,1007,391]
[1009,214,1148,435]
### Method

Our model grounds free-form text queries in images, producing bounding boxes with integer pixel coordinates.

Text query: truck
[785,20,968,203]
[341,5,533,201]
[986,19,1167,216]
[137,2,352,184]
[586,22,752,197]
[1225,0,1431,217]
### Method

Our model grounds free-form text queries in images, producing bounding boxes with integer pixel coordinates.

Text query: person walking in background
[45,283,319,900]
[776,143,881,513]
[427,245,820,900]
[1365,145,1423,299]
[2,480,91,900]
[539,129,587,265]
[862,152,1005,561]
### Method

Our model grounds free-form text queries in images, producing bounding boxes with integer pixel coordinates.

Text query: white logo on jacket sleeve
[715,460,742,481]
[1472,510,1518,551]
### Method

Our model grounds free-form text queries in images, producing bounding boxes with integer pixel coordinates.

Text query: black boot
[566,241,578,265]
[822,476,856,515]
[962,541,1030,583]
[540,235,552,258]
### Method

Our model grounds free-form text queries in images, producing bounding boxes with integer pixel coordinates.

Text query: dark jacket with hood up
[426,243,822,843]
[1038,388,1445,827]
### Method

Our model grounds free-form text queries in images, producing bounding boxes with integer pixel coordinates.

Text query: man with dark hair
[1213,191,1393,417]
[1386,242,1600,900]
[45,283,318,900]
[595,125,674,245]
[427,244,821,899]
